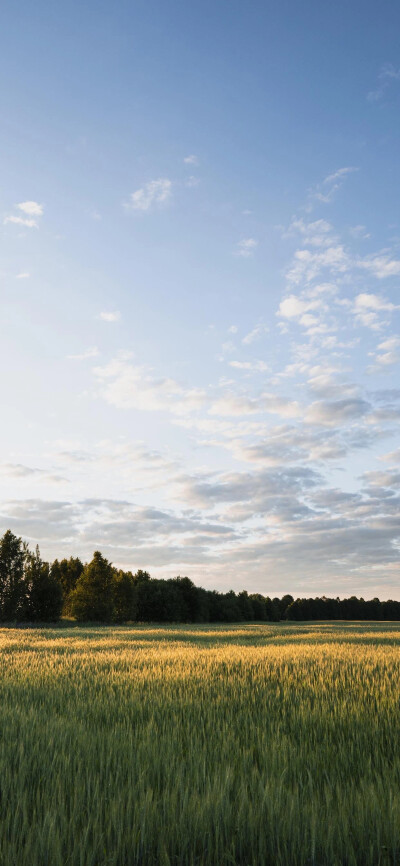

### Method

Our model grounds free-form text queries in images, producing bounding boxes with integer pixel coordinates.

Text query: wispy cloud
[15,272,30,279]
[322,167,357,186]
[17,201,43,216]
[352,293,398,330]
[235,238,258,258]
[185,175,200,188]
[242,324,269,345]
[99,311,121,322]
[184,154,199,165]
[368,63,400,101]
[349,225,370,240]
[94,356,206,416]
[357,253,400,279]
[308,168,358,207]
[67,346,99,361]
[368,335,400,372]
[4,200,44,229]
[124,179,172,212]
[229,360,268,372]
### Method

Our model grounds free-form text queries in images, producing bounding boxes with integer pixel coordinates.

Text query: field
[0,622,399,866]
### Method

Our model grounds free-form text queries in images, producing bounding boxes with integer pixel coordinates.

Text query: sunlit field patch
[0,622,399,865]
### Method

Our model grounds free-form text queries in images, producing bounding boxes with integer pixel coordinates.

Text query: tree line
[1,529,399,623]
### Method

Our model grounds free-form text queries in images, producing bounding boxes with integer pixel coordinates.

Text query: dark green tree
[112,569,136,622]
[237,590,254,621]
[133,569,151,583]
[25,546,63,621]
[0,530,27,621]
[135,579,184,622]
[279,594,294,619]
[51,557,84,614]
[249,593,269,620]
[69,551,114,621]
[173,576,200,621]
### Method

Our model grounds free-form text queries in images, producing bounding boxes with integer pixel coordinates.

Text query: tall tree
[0,530,27,621]
[51,557,84,614]
[112,569,136,622]
[69,551,114,621]
[25,546,63,622]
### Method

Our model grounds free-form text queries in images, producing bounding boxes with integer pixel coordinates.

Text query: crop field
[0,622,399,866]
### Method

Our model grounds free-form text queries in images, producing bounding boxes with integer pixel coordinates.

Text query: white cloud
[184,155,199,165]
[242,324,268,344]
[236,238,258,258]
[381,448,400,464]
[17,201,43,216]
[287,245,349,284]
[4,200,44,229]
[377,336,400,353]
[357,254,400,279]
[353,293,398,329]
[16,272,30,279]
[368,63,400,101]
[278,295,321,320]
[99,311,121,323]
[94,356,206,416]
[306,398,370,427]
[67,347,99,361]
[4,216,38,229]
[228,325,238,334]
[185,175,200,188]
[285,217,334,247]
[309,167,358,206]
[125,179,172,212]
[0,463,43,478]
[349,225,370,239]
[322,167,358,186]
[369,336,400,370]
[221,340,236,355]
[208,392,301,419]
[229,360,268,372]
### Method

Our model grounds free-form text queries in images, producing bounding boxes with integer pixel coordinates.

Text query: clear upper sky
[1,0,399,597]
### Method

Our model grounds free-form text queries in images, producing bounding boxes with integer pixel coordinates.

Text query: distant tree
[266,597,280,622]
[279,594,294,619]
[133,569,151,583]
[206,590,223,622]
[237,590,254,621]
[135,579,184,622]
[382,599,400,620]
[196,587,210,622]
[51,557,84,614]
[173,576,201,622]
[25,546,63,621]
[286,599,303,620]
[112,569,136,622]
[0,530,27,621]
[220,590,241,622]
[249,593,269,620]
[3,527,400,625]
[69,551,114,621]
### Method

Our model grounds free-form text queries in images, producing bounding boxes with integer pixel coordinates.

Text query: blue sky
[1,0,399,597]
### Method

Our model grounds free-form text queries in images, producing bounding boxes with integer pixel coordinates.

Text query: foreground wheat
[0,622,399,865]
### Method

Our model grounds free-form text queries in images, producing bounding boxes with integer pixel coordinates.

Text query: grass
[0,621,399,865]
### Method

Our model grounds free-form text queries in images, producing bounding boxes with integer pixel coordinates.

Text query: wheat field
[0,622,399,865]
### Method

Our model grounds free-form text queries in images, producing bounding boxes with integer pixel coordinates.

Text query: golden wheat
[0,622,399,865]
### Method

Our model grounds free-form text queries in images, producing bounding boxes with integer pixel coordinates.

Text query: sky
[0,0,399,598]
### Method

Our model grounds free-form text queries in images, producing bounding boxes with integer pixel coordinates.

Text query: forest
[1,529,399,623]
